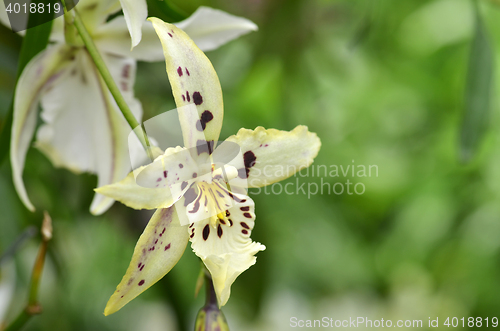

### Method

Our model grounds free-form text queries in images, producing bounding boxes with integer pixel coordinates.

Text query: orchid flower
[96,19,321,315]
[0,0,258,215]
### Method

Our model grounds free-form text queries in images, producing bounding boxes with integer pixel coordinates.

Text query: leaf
[459,1,494,163]
[146,0,188,22]
[0,14,53,165]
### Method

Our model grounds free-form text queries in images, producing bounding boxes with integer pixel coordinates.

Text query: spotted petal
[96,146,202,210]
[189,192,265,307]
[10,44,74,212]
[225,126,321,188]
[149,18,223,148]
[104,207,189,315]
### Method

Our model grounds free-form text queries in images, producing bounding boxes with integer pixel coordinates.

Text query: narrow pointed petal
[34,50,142,215]
[175,6,258,52]
[94,167,175,210]
[77,0,122,33]
[190,193,265,307]
[96,146,199,210]
[104,207,189,315]
[10,45,74,212]
[118,0,147,48]
[149,18,224,147]
[94,16,164,62]
[225,126,321,188]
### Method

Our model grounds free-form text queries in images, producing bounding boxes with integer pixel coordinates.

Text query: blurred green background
[1,0,500,330]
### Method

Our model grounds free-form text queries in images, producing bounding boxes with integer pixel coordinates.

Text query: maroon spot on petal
[184,186,198,206]
[203,225,210,241]
[154,239,158,244]
[228,219,233,226]
[228,192,245,203]
[217,224,223,238]
[168,33,172,37]
[196,140,214,155]
[122,64,130,78]
[189,223,194,228]
[157,178,162,182]
[240,222,250,229]
[217,191,225,198]
[186,91,190,102]
[193,92,203,105]
[243,212,252,218]
[140,265,144,271]
[165,243,171,251]
[196,110,214,131]
[204,195,208,206]
[181,181,188,190]
[163,170,168,178]
[138,263,142,269]
[161,228,166,235]
[179,163,184,168]
[240,206,250,211]
[138,280,145,286]
[244,151,257,169]
[127,278,134,286]
[192,173,197,178]
[265,144,269,147]
[186,67,190,76]
[182,95,186,101]
[237,168,248,179]
[190,232,195,238]
[242,229,248,235]
[177,66,183,77]
[121,295,124,298]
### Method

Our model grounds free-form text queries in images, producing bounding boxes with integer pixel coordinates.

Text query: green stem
[67,4,153,159]
[2,213,52,331]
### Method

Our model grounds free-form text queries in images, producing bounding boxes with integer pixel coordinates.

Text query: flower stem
[194,270,230,331]
[2,212,53,331]
[62,1,153,159]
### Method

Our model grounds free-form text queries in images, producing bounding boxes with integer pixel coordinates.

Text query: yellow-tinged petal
[96,145,203,210]
[189,193,265,307]
[225,126,321,188]
[104,207,189,315]
[148,18,224,148]
[10,44,74,212]
[95,168,175,210]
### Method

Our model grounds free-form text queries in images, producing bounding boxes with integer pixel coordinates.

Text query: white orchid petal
[0,0,11,29]
[104,207,189,316]
[34,50,142,215]
[226,126,321,188]
[11,44,73,212]
[189,193,265,307]
[93,17,164,62]
[118,0,147,48]
[149,18,224,150]
[77,0,122,33]
[175,6,258,52]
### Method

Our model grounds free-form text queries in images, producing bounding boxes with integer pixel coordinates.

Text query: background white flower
[0,0,258,215]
